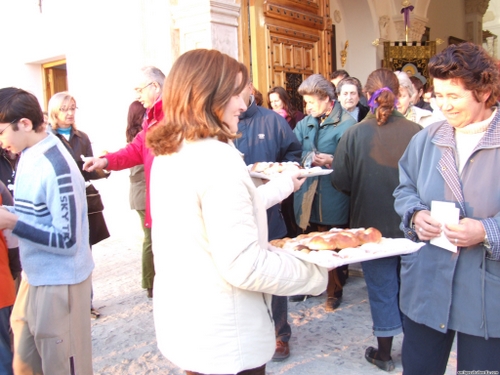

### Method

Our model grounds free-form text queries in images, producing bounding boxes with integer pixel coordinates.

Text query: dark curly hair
[428,42,500,108]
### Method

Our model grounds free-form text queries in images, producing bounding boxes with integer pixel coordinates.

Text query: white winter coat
[150,138,327,374]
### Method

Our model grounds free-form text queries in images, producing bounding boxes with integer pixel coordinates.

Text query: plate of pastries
[248,161,333,180]
[269,227,425,269]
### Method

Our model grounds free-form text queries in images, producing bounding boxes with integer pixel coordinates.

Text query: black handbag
[85,183,110,245]
[86,184,104,214]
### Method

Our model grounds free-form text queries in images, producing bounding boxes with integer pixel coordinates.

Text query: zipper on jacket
[262,293,273,324]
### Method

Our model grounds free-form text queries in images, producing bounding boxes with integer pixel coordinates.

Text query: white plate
[248,164,332,180]
[270,238,425,269]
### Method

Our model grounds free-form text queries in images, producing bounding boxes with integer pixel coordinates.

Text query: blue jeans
[0,306,13,375]
[361,256,402,337]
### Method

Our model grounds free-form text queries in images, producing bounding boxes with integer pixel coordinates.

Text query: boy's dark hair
[0,87,44,131]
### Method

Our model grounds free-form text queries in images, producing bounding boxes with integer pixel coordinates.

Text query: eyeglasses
[135,82,154,94]
[0,120,16,135]
[59,106,78,113]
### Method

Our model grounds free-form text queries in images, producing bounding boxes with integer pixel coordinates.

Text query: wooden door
[241,0,332,111]
[42,60,67,110]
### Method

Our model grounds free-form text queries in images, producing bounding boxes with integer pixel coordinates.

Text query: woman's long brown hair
[147,49,249,156]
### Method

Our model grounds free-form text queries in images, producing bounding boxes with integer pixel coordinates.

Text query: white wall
[0,0,175,155]
[334,0,379,86]
[427,0,466,54]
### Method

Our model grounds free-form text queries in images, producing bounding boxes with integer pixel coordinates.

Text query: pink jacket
[104,99,163,228]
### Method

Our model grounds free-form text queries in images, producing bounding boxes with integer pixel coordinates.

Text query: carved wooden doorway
[240,0,333,112]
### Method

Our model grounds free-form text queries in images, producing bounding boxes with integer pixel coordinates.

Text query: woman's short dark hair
[429,42,500,108]
[0,87,44,131]
[409,76,424,95]
[335,77,363,97]
[298,74,336,101]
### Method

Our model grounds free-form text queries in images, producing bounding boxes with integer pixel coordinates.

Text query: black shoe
[91,308,101,319]
[365,346,395,372]
[289,294,309,302]
[325,297,341,311]
[147,288,153,299]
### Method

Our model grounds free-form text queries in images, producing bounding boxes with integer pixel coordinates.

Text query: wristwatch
[483,234,492,250]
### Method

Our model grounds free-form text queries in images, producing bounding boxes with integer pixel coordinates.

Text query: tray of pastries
[248,161,332,180]
[269,227,425,269]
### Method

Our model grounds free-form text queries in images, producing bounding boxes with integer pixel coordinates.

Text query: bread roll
[251,162,269,172]
[296,233,311,241]
[332,232,360,249]
[293,244,311,253]
[307,235,337,250]
[282,162,300,172]
[270,238,289,248]
[263,163,283,175]
[356,227,382,244]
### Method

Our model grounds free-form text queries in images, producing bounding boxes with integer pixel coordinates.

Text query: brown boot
[272,340,290,361]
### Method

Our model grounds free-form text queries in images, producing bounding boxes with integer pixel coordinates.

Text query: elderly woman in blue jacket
[394,42,500,374]
[293,74,356,311]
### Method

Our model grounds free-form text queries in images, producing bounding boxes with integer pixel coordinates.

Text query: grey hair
[394,71,415,97]
[141,66,166,89]
[298,74,336,100]
[336,77,363,97]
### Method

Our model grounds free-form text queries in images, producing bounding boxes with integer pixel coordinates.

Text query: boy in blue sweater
[0,88,94,375]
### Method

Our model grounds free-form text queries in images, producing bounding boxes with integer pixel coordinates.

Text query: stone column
[392,14,428,42]
[464,0,490,44]
[171,0,241,60]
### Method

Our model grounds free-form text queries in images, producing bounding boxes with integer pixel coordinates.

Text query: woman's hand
[414,211,486,248]
[289,171,306,192]
[0,209,17,230]
[413,210,442,241]
[312,153,334,168]
[443,218,486,248]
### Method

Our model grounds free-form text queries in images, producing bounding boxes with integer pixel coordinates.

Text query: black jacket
[52,127,110,245]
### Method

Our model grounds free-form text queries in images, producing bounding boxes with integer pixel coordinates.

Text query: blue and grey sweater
[7,133,94,286]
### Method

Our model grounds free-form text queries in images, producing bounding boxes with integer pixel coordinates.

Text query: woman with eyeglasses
[48,92,110,319]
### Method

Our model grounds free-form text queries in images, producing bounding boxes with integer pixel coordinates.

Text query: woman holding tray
[394,43,500,374]
[331,68,421,372]
[146,49,327,375]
